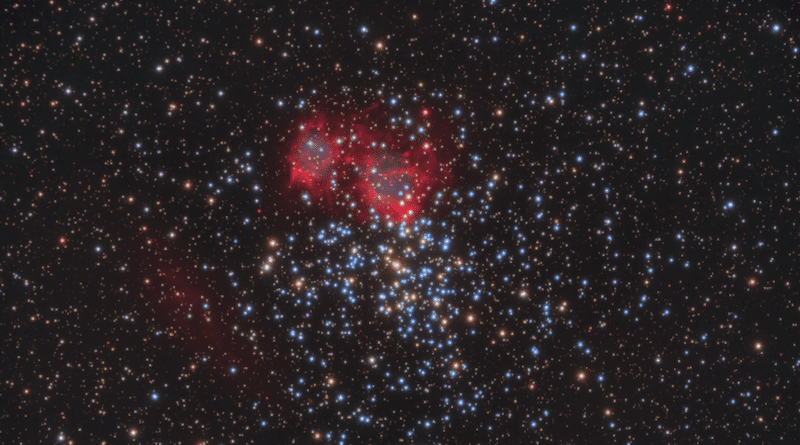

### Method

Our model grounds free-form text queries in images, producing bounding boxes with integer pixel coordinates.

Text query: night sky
[2,1,798,444]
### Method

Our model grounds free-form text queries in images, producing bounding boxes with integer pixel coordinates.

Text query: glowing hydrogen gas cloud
[284,99,456,224]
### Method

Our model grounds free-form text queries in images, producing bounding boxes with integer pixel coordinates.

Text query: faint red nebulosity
[137,241,286,407]
[283,99,455,224]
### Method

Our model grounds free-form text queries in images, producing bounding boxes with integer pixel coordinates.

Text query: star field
[2,1,798,444]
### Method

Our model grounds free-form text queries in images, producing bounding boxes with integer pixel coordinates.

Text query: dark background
[2,1,798,444]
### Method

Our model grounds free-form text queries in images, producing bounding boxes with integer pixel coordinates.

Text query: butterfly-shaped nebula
[285,103,455,224]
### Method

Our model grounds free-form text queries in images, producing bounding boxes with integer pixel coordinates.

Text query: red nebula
[286,112,342,196]
[284,100,456,224]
